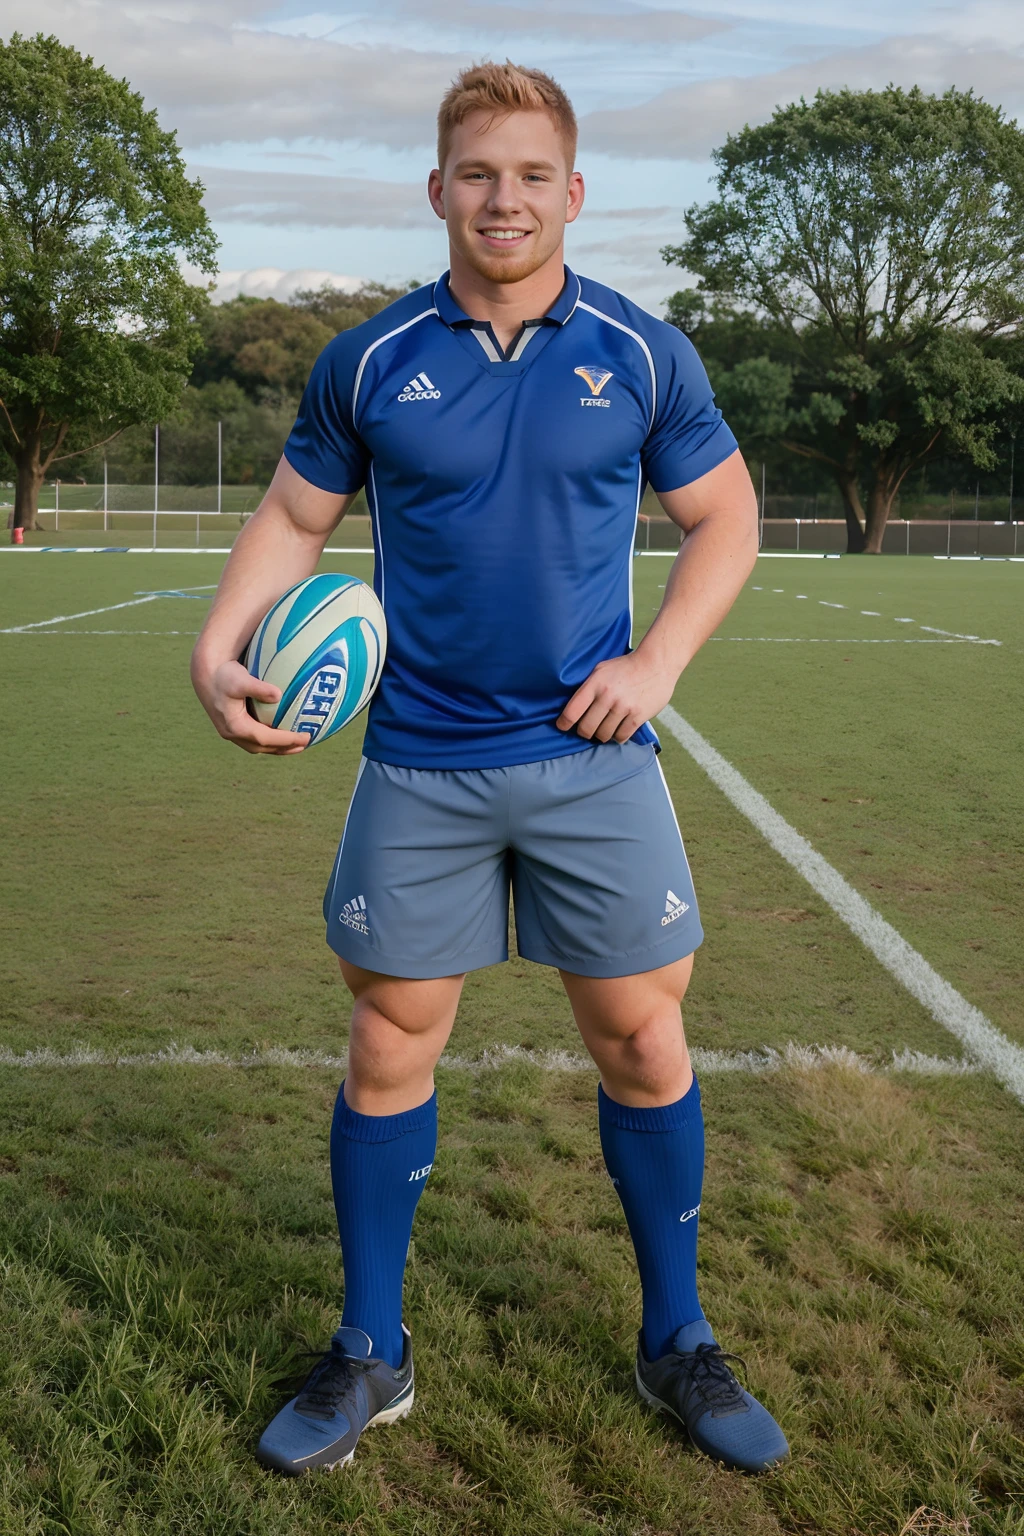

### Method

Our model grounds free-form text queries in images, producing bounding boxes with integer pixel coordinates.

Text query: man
[192,62,788,1478]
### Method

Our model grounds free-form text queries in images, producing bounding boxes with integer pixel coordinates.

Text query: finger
[572,699,617,740]
[556,679,596,731]
[245,678,283,704]
[612,716,641,744]
[594,706,631,743]
[222,716,308,752]
[222,660,283,705]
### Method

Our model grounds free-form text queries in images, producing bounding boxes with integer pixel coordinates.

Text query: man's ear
[427,168,446,222]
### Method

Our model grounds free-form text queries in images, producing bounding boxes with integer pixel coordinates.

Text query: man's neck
[447,247,567,349]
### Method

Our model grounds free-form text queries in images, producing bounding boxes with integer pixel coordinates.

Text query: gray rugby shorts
[322,741,702,980]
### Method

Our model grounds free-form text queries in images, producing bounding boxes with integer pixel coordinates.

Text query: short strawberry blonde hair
[437,62,578,172]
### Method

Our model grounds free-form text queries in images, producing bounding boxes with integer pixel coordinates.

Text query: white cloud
[2,1,462,147]
[394,1,727,44]
[191,267,365,303]
[194,166,434,227]
[580,36,1024,160]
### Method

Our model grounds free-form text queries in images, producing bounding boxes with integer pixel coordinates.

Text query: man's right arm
[190,456,358,755]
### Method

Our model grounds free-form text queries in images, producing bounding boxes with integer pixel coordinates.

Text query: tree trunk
[12,441,45,531]
[833,469,867,553]
[863,474,899,554]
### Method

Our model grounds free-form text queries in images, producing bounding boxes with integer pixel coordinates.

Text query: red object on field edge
[11,526,24,545]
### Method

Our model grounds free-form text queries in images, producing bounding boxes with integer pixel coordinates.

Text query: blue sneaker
[635,1320,789,1473]
[256,1324,414,1475]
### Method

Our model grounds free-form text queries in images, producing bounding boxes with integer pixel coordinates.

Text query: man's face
[428,109,584,285]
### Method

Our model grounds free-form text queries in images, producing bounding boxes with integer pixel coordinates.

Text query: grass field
[0,550,1022,1535]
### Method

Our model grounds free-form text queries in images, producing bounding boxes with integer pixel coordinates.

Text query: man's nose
[486,173,523,213]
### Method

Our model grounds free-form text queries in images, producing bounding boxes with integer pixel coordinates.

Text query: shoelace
[683,1344,748,1411]
[280,1349,376,1420]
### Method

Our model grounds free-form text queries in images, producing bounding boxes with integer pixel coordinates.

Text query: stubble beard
[458,231,557,286]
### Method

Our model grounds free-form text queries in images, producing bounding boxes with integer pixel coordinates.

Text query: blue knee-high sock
[598,1077,706,1361]
[330,1083,437,1368]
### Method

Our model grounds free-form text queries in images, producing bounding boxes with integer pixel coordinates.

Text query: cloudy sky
[7,1,1024,310]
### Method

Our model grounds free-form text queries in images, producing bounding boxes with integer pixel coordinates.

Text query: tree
[290,279,421,332]
[666,87,1024,551]
[0,33,216,530]
[191,297,334,397]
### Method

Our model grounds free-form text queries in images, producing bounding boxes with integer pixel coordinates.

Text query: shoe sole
[635,1367,787,1475]
[320,1384,415,1472]
[262,1383,415,1475]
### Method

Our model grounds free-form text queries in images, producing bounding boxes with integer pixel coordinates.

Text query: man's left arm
[556,448,758,743]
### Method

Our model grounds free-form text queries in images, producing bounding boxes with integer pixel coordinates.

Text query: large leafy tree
[0,33,216,530]
[666,87,1024,551]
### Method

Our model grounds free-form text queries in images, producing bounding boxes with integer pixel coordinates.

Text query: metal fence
[759,519,1023,557]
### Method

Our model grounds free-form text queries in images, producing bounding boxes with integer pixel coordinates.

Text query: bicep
[654,449,757,534]
[268,455,359,537]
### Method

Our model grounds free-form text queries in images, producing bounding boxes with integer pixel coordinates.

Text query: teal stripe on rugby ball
[275,574,359,653]
[272,615,379,728]
[330,618,380,733]
[294,622,377,744]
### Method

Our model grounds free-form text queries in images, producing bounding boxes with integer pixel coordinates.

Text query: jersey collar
[432,267,581,329]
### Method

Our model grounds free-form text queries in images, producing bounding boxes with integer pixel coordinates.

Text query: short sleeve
[282,337,369,494]
[642,328,737,493]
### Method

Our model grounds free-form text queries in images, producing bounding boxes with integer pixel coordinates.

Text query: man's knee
[561,953,694,1043]
[339,959,465,1038]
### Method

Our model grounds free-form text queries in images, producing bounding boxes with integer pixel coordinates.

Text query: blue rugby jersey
[283,268,737,769]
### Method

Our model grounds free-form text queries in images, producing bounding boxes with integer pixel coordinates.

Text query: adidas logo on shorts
[661,889,689,927]
[397,371,441,402]
[339,893,369,936]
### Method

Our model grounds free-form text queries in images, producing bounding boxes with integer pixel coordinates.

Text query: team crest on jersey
[574,365,613,407]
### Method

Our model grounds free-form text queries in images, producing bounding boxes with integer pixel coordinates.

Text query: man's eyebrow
[451,158,559,173]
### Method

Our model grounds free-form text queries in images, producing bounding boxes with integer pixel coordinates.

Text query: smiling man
[192,62,787,1478]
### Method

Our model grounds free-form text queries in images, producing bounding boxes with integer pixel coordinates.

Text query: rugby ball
[245,573,386,746]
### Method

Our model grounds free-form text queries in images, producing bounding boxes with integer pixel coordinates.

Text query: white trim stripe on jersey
[655,758,699,898]
[352,306,438,425]
[367,462,384,610]
[576,300,657,432]
[323,757,369,922]
[471,329,503,363]
[628,463,643,630]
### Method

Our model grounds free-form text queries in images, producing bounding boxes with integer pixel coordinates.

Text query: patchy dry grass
[0,1057,1021,1534]
[1,554,1022,1532]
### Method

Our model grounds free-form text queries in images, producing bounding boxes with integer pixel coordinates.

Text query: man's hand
[556,649,677,744]
[190,461,356,756]
[194,659,309,755]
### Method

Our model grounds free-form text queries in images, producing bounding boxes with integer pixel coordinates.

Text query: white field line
[0,547,374,556]
[19,632,972,643]
[11,630,202,636]
[638,551,837,560]
[658,706,1024,1105]
[710,638,974,644]
[0,1040,978,1077]
[0,594,160,632]
[747,586,1001,646]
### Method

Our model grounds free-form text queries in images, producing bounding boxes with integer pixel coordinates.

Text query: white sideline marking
[0,594,159,632]
[658,705,1024,1105]
[10,629,201,636]
[637,551,839,559]
[711,637,975,645]
[753,587,1001,645]
[0,1040,978,1078]
[0,547,375,555]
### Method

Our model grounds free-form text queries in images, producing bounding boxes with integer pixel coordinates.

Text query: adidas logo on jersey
[338,893,369,936]
[397,371,441,402]
[661,889,690,927]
